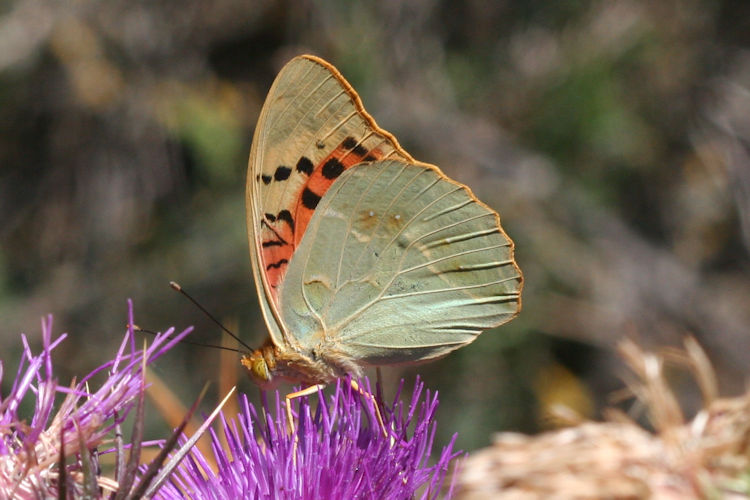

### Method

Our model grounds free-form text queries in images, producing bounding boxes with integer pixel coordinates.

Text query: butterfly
[242,55,522,393]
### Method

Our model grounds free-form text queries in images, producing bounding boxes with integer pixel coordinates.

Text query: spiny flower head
[158,378,460,499]
[0,301,194,498]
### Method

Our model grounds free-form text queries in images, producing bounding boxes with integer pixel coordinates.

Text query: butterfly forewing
[246,55,412,345]
[280,160,522,365]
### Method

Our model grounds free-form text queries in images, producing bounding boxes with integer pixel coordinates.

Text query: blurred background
[2,0,750,453]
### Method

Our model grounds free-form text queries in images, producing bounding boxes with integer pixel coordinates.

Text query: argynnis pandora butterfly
[242,55,522,391]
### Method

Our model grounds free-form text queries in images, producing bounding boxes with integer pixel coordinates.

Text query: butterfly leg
[285,384,326,465]
[286,381,390,442]
[285,384,326,434]
[348,379,388,439]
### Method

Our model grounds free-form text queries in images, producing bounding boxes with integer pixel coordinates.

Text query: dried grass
[456,338,750,499]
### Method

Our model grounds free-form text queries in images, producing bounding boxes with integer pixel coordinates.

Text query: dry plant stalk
[457,338,750,499]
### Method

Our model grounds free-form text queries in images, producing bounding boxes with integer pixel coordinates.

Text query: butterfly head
[240,342,278,389]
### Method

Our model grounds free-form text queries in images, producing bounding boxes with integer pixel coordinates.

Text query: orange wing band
[260,136,384,300]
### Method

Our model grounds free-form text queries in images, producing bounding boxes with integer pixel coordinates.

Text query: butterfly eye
[252,358,271,382]
[242,352,272,383]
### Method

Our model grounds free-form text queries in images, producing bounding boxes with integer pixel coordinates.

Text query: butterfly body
[243,55,522,388]
[241,338,353,389]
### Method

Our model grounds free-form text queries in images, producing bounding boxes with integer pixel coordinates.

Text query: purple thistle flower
[1,301,461,499]
[157,378,461,499]
[0,301,194,498]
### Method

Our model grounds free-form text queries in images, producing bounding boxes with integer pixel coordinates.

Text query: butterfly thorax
[241,337,361,389]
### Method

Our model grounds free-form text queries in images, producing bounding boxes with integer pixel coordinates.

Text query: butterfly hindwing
[280,160,522,364]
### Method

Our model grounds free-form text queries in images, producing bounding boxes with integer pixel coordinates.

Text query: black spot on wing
[276,209,294,228]
[322,158,345,179]
[262,240,284,248]
[296,157,314,175]
[265,213,276,222]
[342,136,368,157]
[261,174,272,185]
[274,166,291,181]
[301,188,322,210]
[266,259,288,270]
[363,155,376,162]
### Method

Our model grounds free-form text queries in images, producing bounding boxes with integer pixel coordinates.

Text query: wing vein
[379,276,520,301]
[397,243,513,275]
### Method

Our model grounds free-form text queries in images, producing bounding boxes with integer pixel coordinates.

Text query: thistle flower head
[0,301,193,498]
[158,378,460,499]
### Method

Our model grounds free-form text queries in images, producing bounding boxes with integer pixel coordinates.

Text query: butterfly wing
[279,159,522,364]
[246,55,413,347]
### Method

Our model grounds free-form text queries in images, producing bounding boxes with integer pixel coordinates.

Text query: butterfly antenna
[169,281,254,352]
[132,325,244,353]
